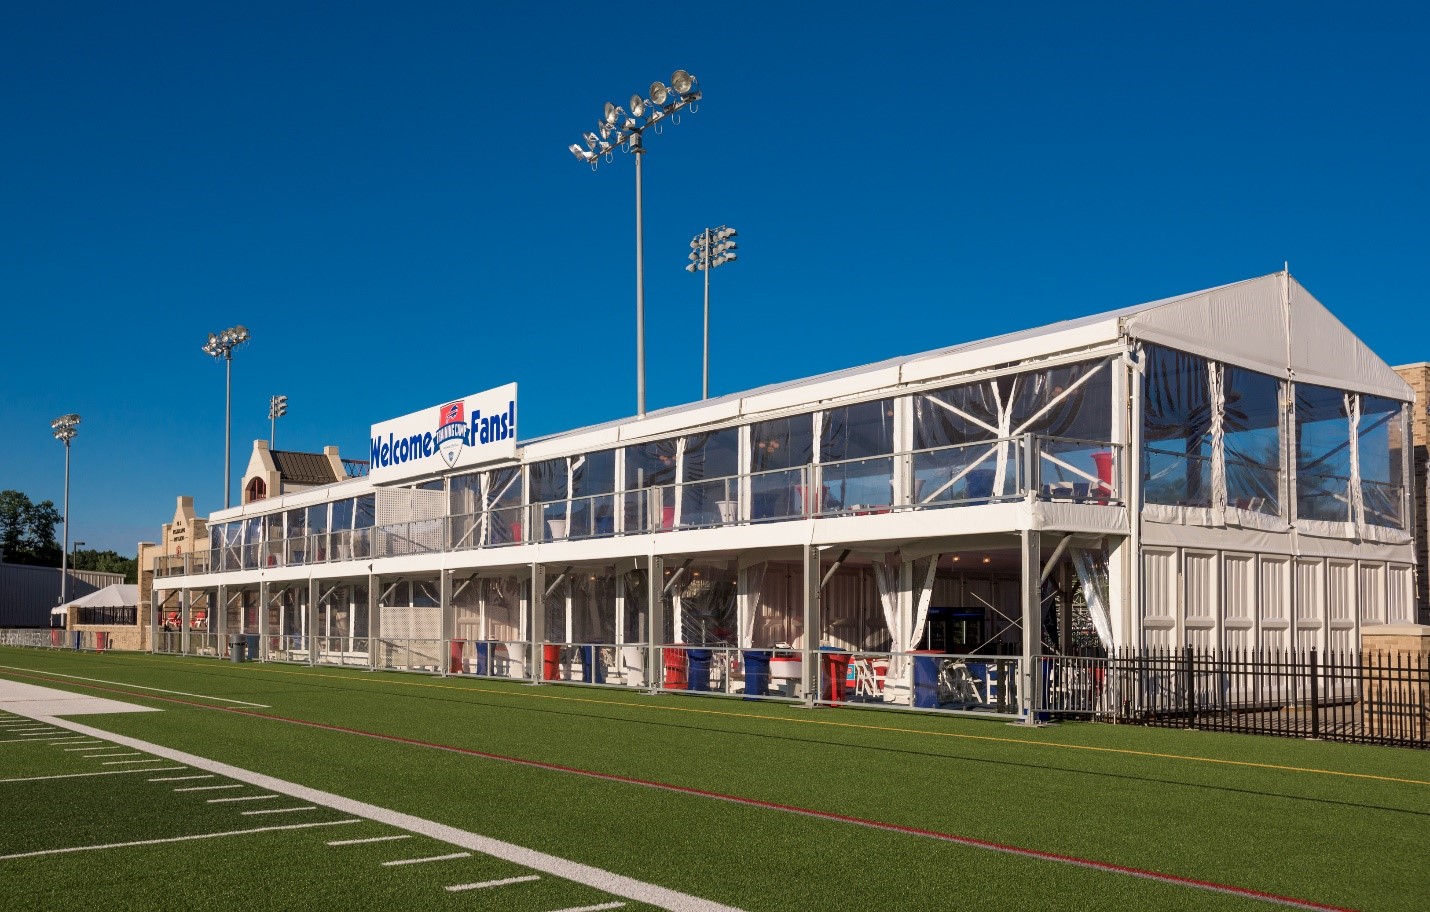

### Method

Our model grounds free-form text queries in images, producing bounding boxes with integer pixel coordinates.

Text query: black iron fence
[1039,647,1429,749]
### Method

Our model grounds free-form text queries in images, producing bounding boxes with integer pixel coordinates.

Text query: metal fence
[1038,647,1430,749]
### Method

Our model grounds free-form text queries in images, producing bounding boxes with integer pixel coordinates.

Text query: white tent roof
[63,584,138,610]
[522,272,1409,455]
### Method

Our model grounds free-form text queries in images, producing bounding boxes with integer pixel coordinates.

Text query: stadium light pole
[51,413,80,611]
[567,70,702,417]
[202,325,251,509]
[269,394,288,447]
[686,226,737,399]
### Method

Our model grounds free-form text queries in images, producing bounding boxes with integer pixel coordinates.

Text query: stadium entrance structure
[151,272,1418,720]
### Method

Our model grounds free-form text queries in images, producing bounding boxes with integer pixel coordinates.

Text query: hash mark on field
[381,852,471,866]
[65,746,112,751]
[445,875,542,891]
[0,736,77,742]
[208,795,279,803]
[150,775,212,782]
[242,806,317,815]
[103,760,165,765]
[85,752,142,758]
[328,834,412,846]
[547,904,626,912]
[0,820,361,860]
[175,784,243,792]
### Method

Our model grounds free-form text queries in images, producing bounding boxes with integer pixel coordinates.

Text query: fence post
[1183,644,1195,727]
[1308,648,1320,739]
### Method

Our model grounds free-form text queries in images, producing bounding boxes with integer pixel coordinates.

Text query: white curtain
[1070,548,1113,652]
[1208,361,1227,523]
[1347,392,1364,536]
[739,562,767,648]
[910,556,939,650]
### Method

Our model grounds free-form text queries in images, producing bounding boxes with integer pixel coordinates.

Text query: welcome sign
[369,383,518,484]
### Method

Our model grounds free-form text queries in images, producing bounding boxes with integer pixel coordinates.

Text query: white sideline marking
[175,784,243,792]
[0,665,268,708]
[242,806,316,815]
[207,795,279,803]
[103,760,165,765]
[382,851,471,866]
[445,875,542,891]
[327,834,412,846]
[14,713,747,912]
[549,904,626,912]
[0,820,361,860]
[0,768,185,783]
[149,775,211,782]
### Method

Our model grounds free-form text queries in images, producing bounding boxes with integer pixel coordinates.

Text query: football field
[1,646,1426,912]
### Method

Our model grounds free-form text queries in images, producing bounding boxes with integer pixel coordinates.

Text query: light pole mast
[51,414,80,612]
[202,326,251,509]
[269,394,288,447]
[568,70,702,417]
[687,225,737,399]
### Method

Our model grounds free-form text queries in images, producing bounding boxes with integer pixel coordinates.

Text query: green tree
[71,548,139,584]
[0,490,62,567]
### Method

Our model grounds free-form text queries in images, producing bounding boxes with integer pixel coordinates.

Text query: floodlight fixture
[203,324,252,508]
[686,225,739,400]
[51,412,81,611]
[565,69,703,417]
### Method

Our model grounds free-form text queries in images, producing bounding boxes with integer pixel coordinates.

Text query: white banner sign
[369,383,517,484]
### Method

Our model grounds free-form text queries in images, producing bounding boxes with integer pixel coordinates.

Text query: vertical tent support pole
[308,578,319,667]
[440,571,454,677]
[180,589,191,656]
[1020,529,1041,723]
[648,554,664,692]
[258,581,270,662]
[803,544,820,706]
[367,574,378,671]
[531,562,545,685]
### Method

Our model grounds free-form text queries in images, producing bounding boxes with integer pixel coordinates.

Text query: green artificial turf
[2,647,1427,912]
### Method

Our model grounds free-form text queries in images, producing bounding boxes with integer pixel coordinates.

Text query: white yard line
[207,795,279,803]
[0,820,361,860]
[149,775,211,782]
[102,760,166,765]
[0,736,78,743]
[19,714,747,912]
[64,746,113,751]
[241,806,317,815]
[327,834,413,846]
[85,752,142,758]
[0,664,269,708]
[445,875,542,892]
[381,852,471,866]
[175,784,243,792]
[0,768,185,784]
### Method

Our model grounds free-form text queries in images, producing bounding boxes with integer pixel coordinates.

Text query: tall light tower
[686,226,737,399]
[269,394,288,447]
[568,69,702,417]
[202,325,251,508]
[51,413,80,611]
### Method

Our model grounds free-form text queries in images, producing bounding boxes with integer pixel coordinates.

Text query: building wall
[0,563,124,627]
[1392,363,1428,622]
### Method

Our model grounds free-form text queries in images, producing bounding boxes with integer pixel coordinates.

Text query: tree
[71,548,139,584]
[0,490,61,567]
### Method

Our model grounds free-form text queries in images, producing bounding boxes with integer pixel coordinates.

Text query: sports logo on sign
[434,401,466,467]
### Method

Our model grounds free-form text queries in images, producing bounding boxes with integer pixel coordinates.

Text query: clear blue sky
[2,2,1426,556]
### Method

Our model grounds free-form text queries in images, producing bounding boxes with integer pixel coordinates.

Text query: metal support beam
[647,554,664,691]
[803,544,819,705]
[367,575,379,671]
[530,563,545,684]
[307,578,319,667]
[1019,529,1041,724]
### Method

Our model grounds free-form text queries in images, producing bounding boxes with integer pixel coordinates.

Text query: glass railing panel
[749,466,810,522]
[1143,446,1213,508]
[911,440,1023,507]
[816,455,895,516]
[1037,438,1122,504]
[677,477,742,528]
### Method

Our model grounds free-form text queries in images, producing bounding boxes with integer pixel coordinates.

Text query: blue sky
[2,2,1426,555]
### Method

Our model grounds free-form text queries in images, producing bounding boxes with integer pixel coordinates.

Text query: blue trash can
[912,651,941,708]
[580,645,606,684]
[742,650,771,699]
[686,648,712,691]
[472,641,492,676]
[246,634,259,661]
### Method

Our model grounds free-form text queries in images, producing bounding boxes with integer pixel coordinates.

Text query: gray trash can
[228,634,246,663]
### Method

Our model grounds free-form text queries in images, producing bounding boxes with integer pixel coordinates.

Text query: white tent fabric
[64,584,138,609]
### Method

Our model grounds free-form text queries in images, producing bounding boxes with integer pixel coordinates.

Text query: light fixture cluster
[201,325,251,360]
[51,413,81,444]
[567,69,701,166]
[269,394,288,420]
[687,225,737,273]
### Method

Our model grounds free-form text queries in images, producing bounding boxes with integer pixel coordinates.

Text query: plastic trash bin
[472,641,491,676]
[449,639,466,674]
[579,645,606,684]
[542,644,561,681]
[228,634,246,663]
[742,650,771,698]
[662,647,687,689]
[912,651,941,708]
[686,648,712,691]
[819,647,851,702]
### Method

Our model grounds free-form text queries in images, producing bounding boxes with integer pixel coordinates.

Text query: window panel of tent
[913,382,1000,449]
[624,438,678,488]
[530,457,567,505]
[682,429,739,482]
[306,503,329,535]
[1295,383,1351,523]
[1142,346,1213,508]
[1223,365,1282,514]
[750,414,813,472]
[449,473,480,516]
[572,449,616,497]
[331,498,354,531]
[1359,395,1406,528]
[821,399,894,463]
[486,467,522,509]
[354,495,376,529]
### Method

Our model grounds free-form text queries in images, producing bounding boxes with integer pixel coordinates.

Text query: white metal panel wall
[1293,558,1324,652]
[1357,562,1387,625]
[1183,551,1217,648]
[1258,556,1291,652]
[1141,548,1177,647]
[1327,561,1357,654]
[1222,553,1255,650]
[1387,564,1413,624]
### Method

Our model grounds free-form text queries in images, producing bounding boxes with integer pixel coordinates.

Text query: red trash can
[542,644,561,680]
[662,646,687,688]
[95,632,109,652]
[449,639,466,674]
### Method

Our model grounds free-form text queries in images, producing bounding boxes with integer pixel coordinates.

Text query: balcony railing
[156,435,1122,576]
